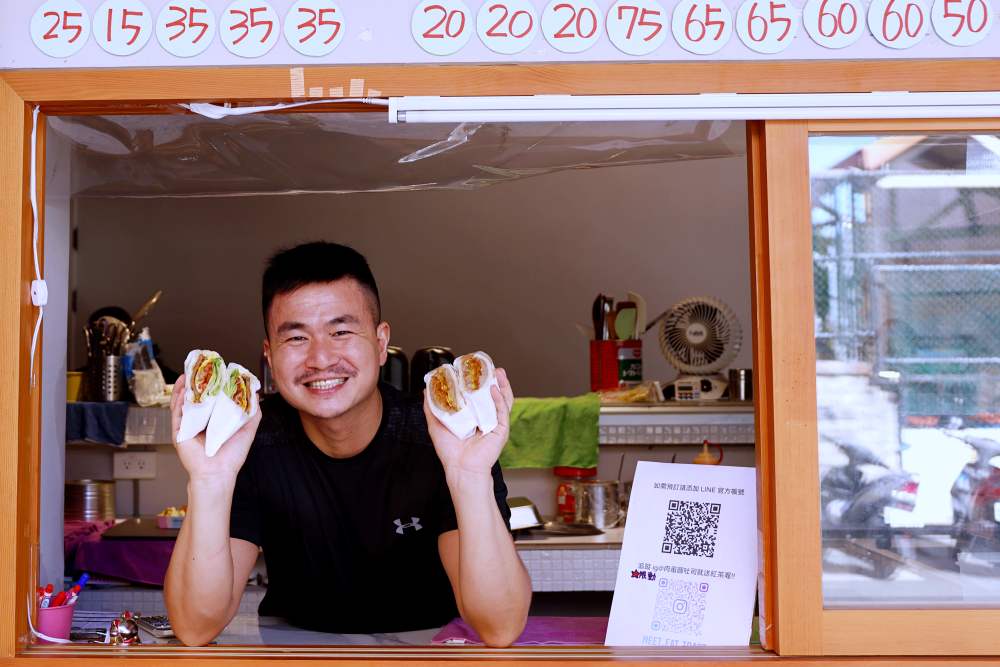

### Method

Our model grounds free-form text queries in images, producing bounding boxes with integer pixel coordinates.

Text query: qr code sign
[651,578,709,636]
[662,499,722,557]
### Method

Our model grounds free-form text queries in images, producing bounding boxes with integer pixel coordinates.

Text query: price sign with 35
[284,0,345,56]
[156,1,216,57]
[220,0,280,57]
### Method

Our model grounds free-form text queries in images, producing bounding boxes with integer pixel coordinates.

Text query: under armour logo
[394,517,422,534]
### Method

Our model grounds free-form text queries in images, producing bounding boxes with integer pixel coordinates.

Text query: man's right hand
[170,374,262,484]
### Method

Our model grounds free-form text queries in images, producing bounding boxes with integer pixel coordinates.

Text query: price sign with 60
[413,0,473,55]
[94,0,152,56]
[542,0,603,53]
[867,0,929,47]
[156,1,215,57]
[735,0,800,52]
[607,0,668,56]
[803,0,864,47]
[931,0,994,45]
[284,0,344,56]
[477,0,538,54]
[672,0,733,54]
[30,0,91,58]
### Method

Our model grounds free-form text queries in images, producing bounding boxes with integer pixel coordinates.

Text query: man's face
[263,279,389,421]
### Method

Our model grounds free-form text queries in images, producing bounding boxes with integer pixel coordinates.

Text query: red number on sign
[43,11,84,42]
[297,7,341,43]
[486,4,534,37]
[229,7,273,44]
[553,3,598,38]
[106,8,144,45]
[617,5,663,40]
[882,0,923,39]
[817,0,857,36]
[747,1,791,40]
[165,6,209,42]
[423,4,466,38]
[685,2,725,40]
[943,0,988,35]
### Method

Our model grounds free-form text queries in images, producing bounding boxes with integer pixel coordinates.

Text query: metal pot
[572,479,625,529]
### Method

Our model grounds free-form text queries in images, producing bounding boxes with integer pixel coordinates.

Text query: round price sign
[803,0,864,48]
[541,0,603,53]
[735,0,799,52]
[93,0,152,56]
[867,0,930,48]
[156,1,216,58]
[607,0,668,56]
[284,0,345,56]
[412,0,473,55]
[220,0,280,58]
[931,0,994,45]
[30,0,91,58]
[477,0,539,54]
[671,0,733,54]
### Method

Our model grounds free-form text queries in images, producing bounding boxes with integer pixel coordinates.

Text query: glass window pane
[811,133,1000,608]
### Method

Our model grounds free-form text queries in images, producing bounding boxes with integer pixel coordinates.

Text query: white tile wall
[75,585,266,616]
[519,547,621,592]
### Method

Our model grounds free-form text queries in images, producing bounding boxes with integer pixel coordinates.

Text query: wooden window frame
[2,61,1000,664]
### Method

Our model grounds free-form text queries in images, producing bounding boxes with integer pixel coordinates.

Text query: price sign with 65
[607,0,668,56]
[672,0,733,54]
[867,0,929,48]
[31,0,90,58]
[736,0,800,52]
[477,0,538,54]
[931,0,994,45]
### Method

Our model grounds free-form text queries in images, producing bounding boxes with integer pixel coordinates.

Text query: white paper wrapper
[176,350,225,442]
[205,362,260,457]
[454,351,500,434]
[424,364,478,440]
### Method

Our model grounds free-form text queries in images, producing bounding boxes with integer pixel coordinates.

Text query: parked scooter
[945,431,1000,560]
[821,439,920,578]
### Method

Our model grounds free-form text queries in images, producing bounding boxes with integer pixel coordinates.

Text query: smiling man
[164,242,531,646]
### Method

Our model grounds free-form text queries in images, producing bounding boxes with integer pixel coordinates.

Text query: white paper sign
[605,462,758,647]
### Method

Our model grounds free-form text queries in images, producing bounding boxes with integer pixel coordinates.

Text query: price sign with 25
[931,0,994,45]
[156,1,216,57]
[542,0,603,53]
[803,0,864,48]
[284,0,344,56]
[867,0,929,47]
[94,0,152,56]
[221,0,279,57]
[477,0,539,54]
[671,0,734,54]
[735,0,800,52]
[31,0,90,58]
[607,0,668,55]
[412,0,473,55]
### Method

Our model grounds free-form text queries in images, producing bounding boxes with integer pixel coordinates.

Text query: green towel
[500,393,600,469]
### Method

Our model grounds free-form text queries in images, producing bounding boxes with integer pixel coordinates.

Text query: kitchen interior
[40,110,755,645]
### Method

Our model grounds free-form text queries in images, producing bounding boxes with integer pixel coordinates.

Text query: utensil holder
[589,340,642,391]
[94,355,123,402]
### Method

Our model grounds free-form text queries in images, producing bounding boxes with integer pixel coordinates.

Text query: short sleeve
[435,462,512,535]
[229,455,263,547]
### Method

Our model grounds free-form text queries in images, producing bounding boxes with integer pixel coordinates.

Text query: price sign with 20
[412,0,473,55]
[867,0,929,47]
[607,0,668,55]
[220,0,280,57]
[94,0,153,56]
[542,0,603,53]
[156,1,216,57]
[735,0,800,52]
[477,0,539,54]
[671,0,734,54]
[30,0,91,58]
[284,0,345,56]
[931,0,994,45]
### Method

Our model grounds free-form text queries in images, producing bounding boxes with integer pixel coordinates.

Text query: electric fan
[656,297,742,401]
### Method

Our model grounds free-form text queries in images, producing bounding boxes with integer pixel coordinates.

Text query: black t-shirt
[229,383,511,633]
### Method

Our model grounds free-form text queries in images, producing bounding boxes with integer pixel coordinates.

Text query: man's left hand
[424,367,514,477]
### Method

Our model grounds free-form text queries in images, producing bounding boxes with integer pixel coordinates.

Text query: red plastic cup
[36,603,74,643]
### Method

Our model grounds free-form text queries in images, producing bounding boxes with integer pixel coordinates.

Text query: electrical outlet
[113,451,157,480]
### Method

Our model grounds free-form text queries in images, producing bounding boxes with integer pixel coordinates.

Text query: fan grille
[659,297,742,374]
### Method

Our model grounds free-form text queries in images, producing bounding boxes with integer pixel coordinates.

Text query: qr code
[651,578,709,636]
[662,499,722,557]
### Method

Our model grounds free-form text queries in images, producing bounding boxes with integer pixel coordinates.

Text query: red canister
[554,466,598,523]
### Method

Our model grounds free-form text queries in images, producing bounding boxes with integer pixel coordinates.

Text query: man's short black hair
[262,242,381,332]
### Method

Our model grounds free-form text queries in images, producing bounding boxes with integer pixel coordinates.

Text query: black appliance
[380,346,409,393]
[409,346,454,396]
